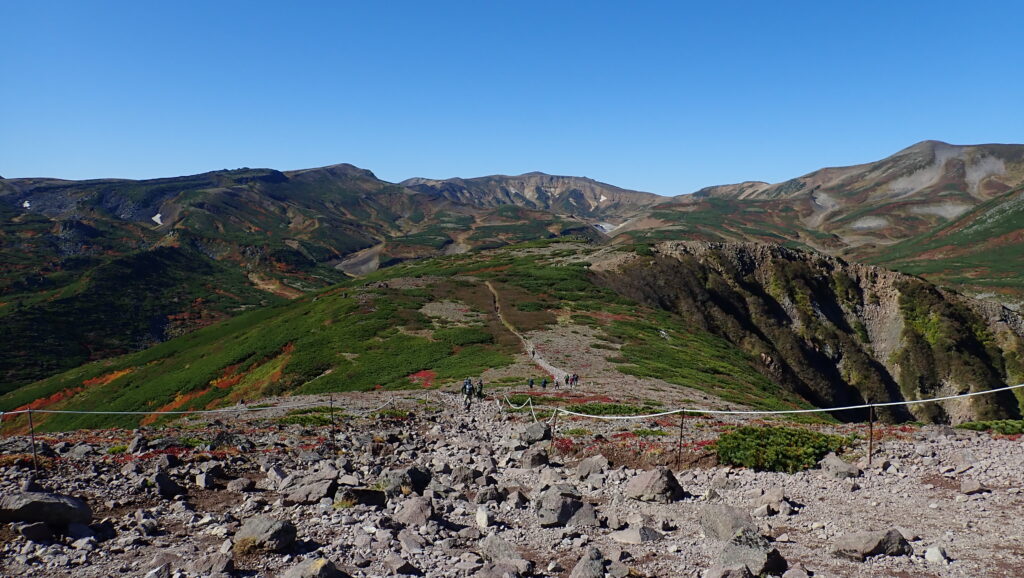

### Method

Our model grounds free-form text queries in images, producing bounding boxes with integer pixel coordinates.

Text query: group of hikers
[461,377,484,409]
[526,372,580,390]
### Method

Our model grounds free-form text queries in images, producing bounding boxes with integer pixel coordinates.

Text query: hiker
[528,377,534,389]
[476,378,484,399]
[541,378,547,390]
[531,348,536,359]
[462,379,475,410]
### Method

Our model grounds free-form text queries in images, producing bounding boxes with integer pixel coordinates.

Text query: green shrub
[716,426,851,473]
[958,419,1024,435]
[107,445,128,454]
[563,402,644,416]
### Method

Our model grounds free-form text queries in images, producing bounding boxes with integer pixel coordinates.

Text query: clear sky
[2,1,1022,196]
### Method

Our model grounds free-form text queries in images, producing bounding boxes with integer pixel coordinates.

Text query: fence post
[548,409,560,452]
[674,413,685,469]
[329,392,337,451]
[28,409,39,475]
[867,405,875,467]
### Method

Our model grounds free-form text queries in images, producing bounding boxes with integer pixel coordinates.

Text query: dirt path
[485,280,570,384]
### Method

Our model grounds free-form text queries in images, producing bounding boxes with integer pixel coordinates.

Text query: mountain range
[2,140,1023,423]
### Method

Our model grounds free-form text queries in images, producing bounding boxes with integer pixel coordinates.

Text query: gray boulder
[719,527,787,575]
[152,471,186,498]
[521,422,552,445]
[286,477,338,505]
[381,466,432,496]
[0,492,92,526]
[234,515,297,553]
[535,485,585,527]
[699,504,755,541]
[394,496,434,527]
[625,466,685,503]
[704,566,754,578]
[818,453,861,479]
[187,553,233,576]
[479,533,533,575]
[576,455,609,480]
[281,558,350,578]
[833,529,912,561]
[569,547,608,578]
[610,525,663,544]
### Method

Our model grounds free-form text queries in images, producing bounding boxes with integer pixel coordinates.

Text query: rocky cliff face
[594,241,1024,423]
[402,172,663,223]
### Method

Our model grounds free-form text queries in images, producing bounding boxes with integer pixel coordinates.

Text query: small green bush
[107,445,128,454]
[563,402,644,416]
[958,419,1024,435]
[716,426,851,473]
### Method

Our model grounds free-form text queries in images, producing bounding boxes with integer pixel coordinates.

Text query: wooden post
[28,409,39,475]
[675,413,685,469]
[867,405,875,467]
[548,409,560,452]
[329,392,337,449]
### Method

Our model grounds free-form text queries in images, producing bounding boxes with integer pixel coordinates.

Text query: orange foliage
[82,368,134,387]
[14,387,85,412]
[141,387,212,426]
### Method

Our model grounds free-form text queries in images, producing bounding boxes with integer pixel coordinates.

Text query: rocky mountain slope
[3,241,1022,429]
[594,242,1024,424]
[402,173,662,226]
[1,389,1023,577]
[0,168,614,389]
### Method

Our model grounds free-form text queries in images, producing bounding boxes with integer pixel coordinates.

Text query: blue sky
[2,1,1022,196]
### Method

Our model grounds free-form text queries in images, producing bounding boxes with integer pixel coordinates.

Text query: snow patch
[599,194,608,204]
[850,216,889,230]
[910,203,972,220]
[22,200,30,209]
[152,213,163,225]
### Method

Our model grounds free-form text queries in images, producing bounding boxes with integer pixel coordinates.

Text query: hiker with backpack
[476,378,484,399]
[462,378,475,410]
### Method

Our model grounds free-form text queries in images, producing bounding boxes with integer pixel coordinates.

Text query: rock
[925,545,949,563]
[699,504,755,541]
[535,486,584,527]
[227,477,255,492]
[398,528,426,553]
[143,563,171,578]
[818,453,862,479]
[151,471,186,498]
[625,466,685,503]
[67,444,95,459]
[703,566,754,578]
[523,449,549,469]
[281,558,350,578]
[833,529,912,561]
[384,553,422,575]
[781,564,810,578]
[719,527,787,575]
[336,488,387,509]
[286,477,338,504]
[188,553,234,575]
[479,533,533,574]
[0,492,92,526]
[609,526,663,544]
[576,455,609,480]
[521,422,551,445]
[961,479,989,495]
[195,473,215,490]
[15,521,54,543]
[66,522,95,539]
[381,466,432,496]
[128,435,148,454]
[234,516,297,553]
[394,496,434,526]
[569,546,608,578]
[567,501,600,527]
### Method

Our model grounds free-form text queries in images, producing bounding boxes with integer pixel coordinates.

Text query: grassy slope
[0,240,806,430]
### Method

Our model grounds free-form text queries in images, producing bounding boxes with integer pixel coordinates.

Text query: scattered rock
[281,558,350,578]
[234,515,297,553]
[625,466,685,503]
[0,492,92,526]
[833,529,912,561]
[818,453,862,479]
[521,422,551,445]
[719,527,787,575]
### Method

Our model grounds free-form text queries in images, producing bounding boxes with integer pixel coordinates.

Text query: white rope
[536,382,1024,421]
